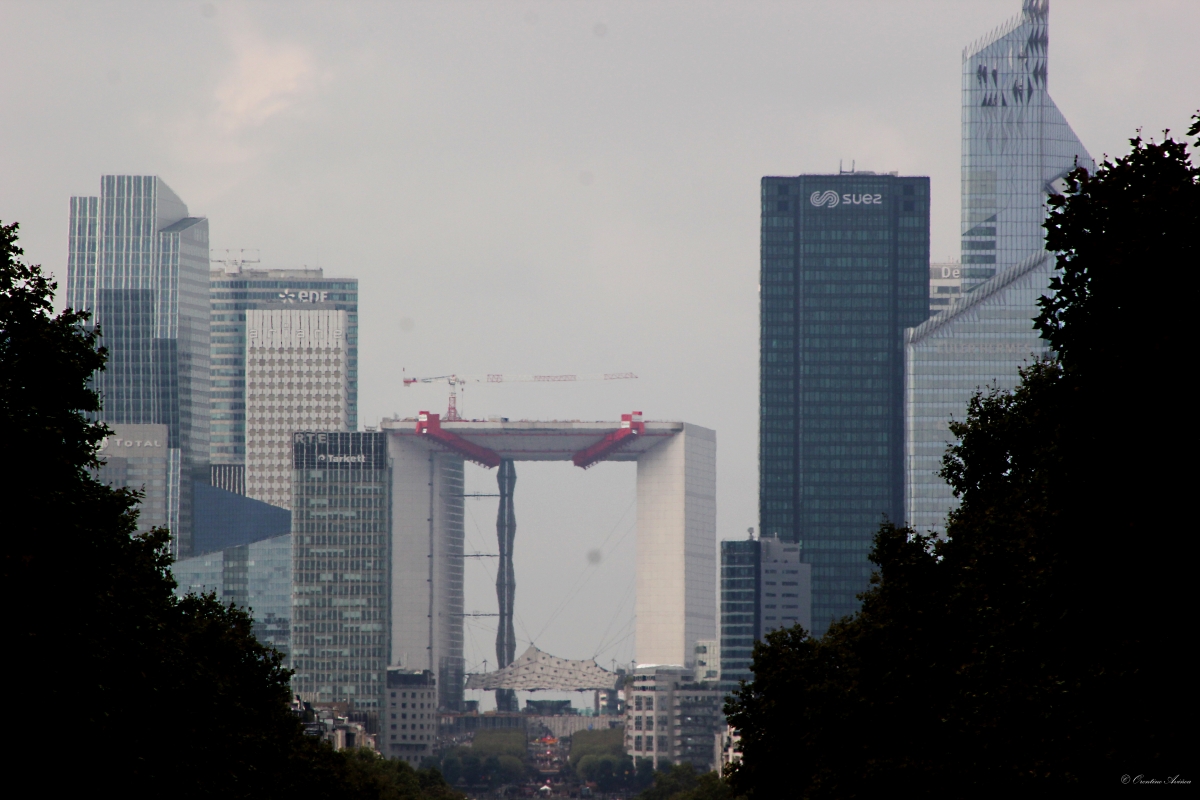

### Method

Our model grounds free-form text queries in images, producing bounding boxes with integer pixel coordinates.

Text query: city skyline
[4,0,1195,678]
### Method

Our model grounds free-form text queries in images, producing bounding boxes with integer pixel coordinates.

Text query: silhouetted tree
[725,114,1198,797]
[1,221,461,799]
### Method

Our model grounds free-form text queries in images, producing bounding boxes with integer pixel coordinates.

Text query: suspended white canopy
[465,646,619,691]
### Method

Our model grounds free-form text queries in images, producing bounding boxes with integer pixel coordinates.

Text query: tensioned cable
[593,602,637,660]
[531,516,637,644]
[591,573,636,659]
[594,624,636,664]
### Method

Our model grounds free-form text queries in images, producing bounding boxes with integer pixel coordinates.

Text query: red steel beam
[415,411,502,468]
[572,412,646,469]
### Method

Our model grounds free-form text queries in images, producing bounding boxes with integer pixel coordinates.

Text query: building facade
[193,482,292,555]
[171,532,293,656]
[959,0,1094,289]
[291,432,391,712]
[385,669,438,765]
[693,640,719,684]
[904,0,1095,534]
[759,535,811,635]
[624,666,722,772]
[96,424,170,534]
[246,309,351,510]
[759,172,929,634]
[929,261,963,316]
[905,253,1054,535]
[67,176,209,556]
[718,539,760,697]
[383,429,466,712]
[634,424,717,669]
[210,267,358,467]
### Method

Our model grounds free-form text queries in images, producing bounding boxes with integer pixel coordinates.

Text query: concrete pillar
[635,424,716,666]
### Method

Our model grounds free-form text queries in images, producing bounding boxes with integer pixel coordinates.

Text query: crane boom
[403,372,636,386]
[401,371,637,420]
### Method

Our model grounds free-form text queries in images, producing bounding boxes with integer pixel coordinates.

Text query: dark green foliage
[469,728,528,760]
[342,750,462,800]
[0,221,460,800]
[434,730,530,788]
[725,117,1198,797]
[569,727,626,767]
[636,764,733,800]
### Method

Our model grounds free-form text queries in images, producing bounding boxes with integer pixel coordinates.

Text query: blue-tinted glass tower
[760,173,929,634]
[905,0,1094,536]
[67,176,210,557]
[719,539,760,697]
[959,0,1093,290]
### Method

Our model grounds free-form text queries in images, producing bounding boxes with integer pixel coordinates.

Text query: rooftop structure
[464,645,619,691]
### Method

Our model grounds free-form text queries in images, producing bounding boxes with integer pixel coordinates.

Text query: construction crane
[211,248,261,275]
[402,371,637,420]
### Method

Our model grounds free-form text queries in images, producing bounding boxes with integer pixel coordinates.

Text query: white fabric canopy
[464,645,618,691]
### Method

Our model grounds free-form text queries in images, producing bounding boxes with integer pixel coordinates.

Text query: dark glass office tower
[719,539,760,697]
[67,176,210,557]
[209,267,358,468]
[292,431,391,712]
[759,172,929,634]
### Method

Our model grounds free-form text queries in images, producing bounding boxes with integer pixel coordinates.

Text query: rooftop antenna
[747,526,755,540]
[211,248,260,275]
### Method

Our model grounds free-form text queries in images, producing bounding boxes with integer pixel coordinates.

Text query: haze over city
[2,2,1196,788]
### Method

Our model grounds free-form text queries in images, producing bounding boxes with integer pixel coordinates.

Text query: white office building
[759,535,812,635]
[245,308,350,510]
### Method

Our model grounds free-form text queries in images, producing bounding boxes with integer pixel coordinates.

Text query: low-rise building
[624,665,723,771]
[386,668,437,765]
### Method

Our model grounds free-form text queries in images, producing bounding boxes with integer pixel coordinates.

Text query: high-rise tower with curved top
[959,0,1093,290]
[905,1,1094,537]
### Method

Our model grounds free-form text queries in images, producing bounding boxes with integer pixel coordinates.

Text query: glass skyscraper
[959,0,1093,290]
[719,539,760,697]
[291,431,390,713]
[905,0,1094,535]
[209,267,358,467]
[905,253,1053,535]
[760,173,929,635]
[172,533,294,657]
[67,176,210,557]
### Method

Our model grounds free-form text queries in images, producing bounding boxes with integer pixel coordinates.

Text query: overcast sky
[2,0,1196,706]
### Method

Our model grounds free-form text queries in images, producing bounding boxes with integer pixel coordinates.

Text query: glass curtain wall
[718,539,760,697]
[759,173,928,634]
[960,0,1093,289]
[291,432,391,713]
[67,176,210,556]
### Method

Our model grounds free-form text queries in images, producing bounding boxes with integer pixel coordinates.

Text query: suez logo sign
[809,190,884,208]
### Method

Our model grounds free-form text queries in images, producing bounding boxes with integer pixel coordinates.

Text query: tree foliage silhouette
[0,221,459,800]
[725,115,1198,797]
